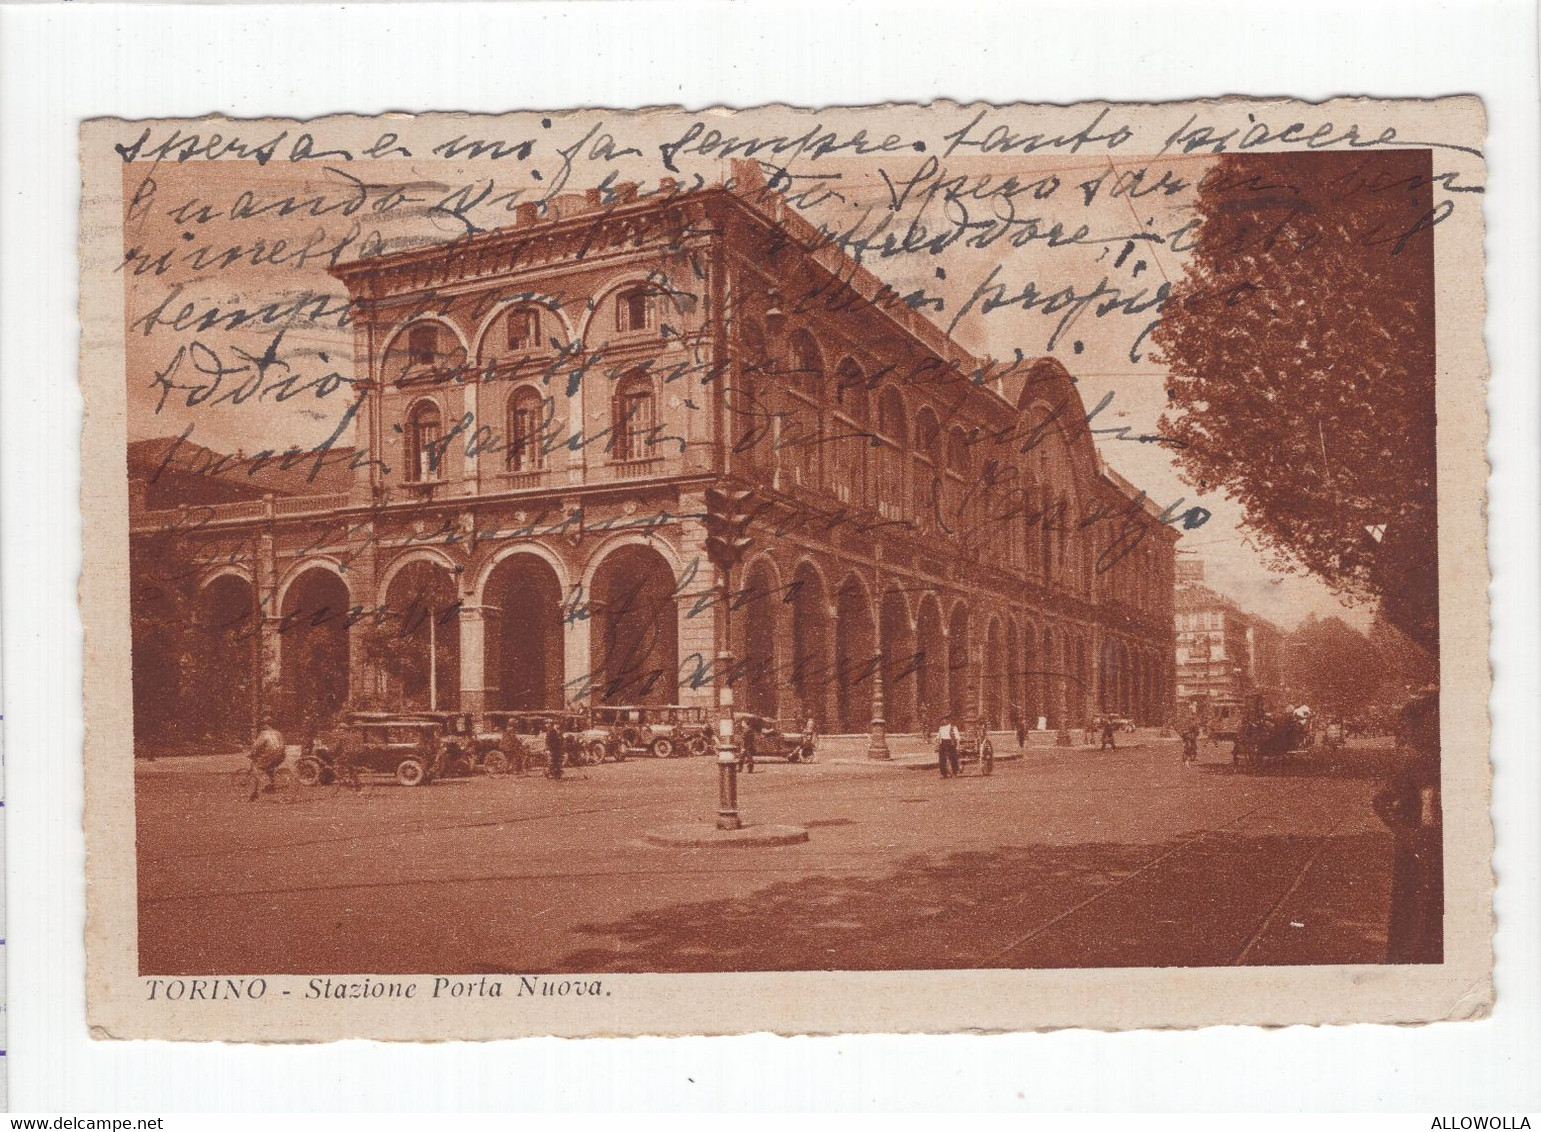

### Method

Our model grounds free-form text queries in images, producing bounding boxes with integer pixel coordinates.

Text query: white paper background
[2,0,1537,1113]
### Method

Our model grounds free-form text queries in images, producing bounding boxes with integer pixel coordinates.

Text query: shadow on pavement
[1196,745,1402,782]
[546,830,1393,973]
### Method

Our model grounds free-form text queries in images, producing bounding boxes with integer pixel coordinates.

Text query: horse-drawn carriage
[1231,703,1311,764]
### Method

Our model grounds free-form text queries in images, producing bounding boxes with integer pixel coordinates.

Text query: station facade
[129,163,1179,749]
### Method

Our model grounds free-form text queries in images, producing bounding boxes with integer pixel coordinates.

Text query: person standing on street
[1100,717,1117,751]
[1015,717,1028,753]
[935,717,961,778]
[544,719,565,780]
[738,718,758,774]
[1374,690,1443,963]
[1180,725,1200,765]
[247,716,286,802]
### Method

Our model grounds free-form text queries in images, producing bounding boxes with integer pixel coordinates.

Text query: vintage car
[383,710,510,776]
[298,719,444,787]
[483,710,623,768]
[591,705,711,758]
[733,713,817,762]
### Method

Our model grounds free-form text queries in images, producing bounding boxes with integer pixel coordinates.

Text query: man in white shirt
[935,718,961,778]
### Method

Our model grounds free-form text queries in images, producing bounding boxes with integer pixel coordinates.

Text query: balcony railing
[130,491,352,532]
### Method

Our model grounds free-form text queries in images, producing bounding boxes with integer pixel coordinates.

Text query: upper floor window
[407,324,439,368]
[505,307,541,351]
[611,372,656,463]
[616,286,655,333]
[406,400,444,482]
[789,331,825,399]
[506,386,546,472]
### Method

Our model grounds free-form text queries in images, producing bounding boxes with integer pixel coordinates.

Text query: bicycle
[230,761,299,804]
[325,758,374,801]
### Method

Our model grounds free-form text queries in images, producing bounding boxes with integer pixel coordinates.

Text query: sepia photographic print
[79,99,1492,1040]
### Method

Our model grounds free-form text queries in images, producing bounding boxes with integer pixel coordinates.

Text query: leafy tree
[1283,613,1383,716]
[1154,151,1440,654]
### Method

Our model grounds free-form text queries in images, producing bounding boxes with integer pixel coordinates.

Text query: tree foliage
[1154,151,1440,652]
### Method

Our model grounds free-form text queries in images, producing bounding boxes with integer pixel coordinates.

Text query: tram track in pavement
[974,779,1354,968]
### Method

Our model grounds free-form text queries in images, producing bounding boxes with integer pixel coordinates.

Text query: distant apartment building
[1173,560,1285,717]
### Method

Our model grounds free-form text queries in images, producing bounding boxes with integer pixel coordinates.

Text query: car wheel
[451,755,476,777]
[482,750,509,775]
[650,737,674,759]
[688,736,709,757]
[587,741,608,765]
[295,758,324,788]
[396,758,426,787]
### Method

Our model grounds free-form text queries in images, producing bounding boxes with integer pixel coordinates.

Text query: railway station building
[129,161,1179,752]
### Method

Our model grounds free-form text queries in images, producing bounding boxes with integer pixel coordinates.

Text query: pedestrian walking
[1099,717,1117,751]
[738,719,758,774]
[935,717,961,778]
[544,719,565,780]
[1015,717,1028,753]
[1180,726,1199,765]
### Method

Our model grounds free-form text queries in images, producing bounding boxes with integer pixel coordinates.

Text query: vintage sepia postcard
[79,98,1492,1041]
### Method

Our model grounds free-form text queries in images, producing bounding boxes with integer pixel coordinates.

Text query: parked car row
[295,704,814,787]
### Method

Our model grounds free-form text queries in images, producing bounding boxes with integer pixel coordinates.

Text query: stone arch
[1005,617,1022,728]
[914,592,946,733]
[379,556,462,712]
[279,565,354,731]
[588,542,680,706]
[578,272,692,344]
[880,586,918,733]
[275,556,352,618]
[193,571,259,744]
[378,547,462,604]
[737,553,785,719]
[472,540,571,605]
[380,313,473,365]
[580,532,683,593]
[788,558,833,730]
[1042,623,1063,728]
[471,294,576,362]
[947,600,972,722]
[985,616,1006,730]
[483,552,566,711]
[833,572,877,733]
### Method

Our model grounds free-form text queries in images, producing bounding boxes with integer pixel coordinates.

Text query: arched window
[406,400,444,482]
[611,371,656,463]
[877,387,909,520]
[831,359,868,506]
[407,323,439,368]
[835,358,870,423]
[505,306,542,351]
[506,385,546,472]
[787,331,824,486]
[914,407,942,526]
[616,286,655,333]
[945,427,971,535]
[789,331,825,399]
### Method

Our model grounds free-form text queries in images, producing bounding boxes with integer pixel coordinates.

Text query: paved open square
[136,734,1398,975]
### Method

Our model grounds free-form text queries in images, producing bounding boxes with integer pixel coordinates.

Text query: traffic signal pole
[715,568,741,832]
[704,487,756,832]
